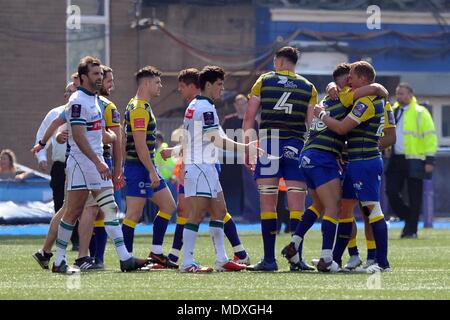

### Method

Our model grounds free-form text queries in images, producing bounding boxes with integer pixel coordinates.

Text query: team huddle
[31,46,394,274]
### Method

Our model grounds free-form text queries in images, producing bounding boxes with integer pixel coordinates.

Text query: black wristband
[38,140,46,147]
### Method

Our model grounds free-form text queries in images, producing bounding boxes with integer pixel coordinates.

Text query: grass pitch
[0,228,449,300]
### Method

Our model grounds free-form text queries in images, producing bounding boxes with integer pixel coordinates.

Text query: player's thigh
[208,191,227,221]
[177,192,189,218]
[186,196,209,224]
[340,198,358,219]
[65,190,90,222]
[125,196,147,221]
[151,186,176,214]
[308,189,324,214]
[315,177,341,217]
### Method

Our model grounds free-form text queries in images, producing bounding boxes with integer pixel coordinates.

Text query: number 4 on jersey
[273,92,293,114]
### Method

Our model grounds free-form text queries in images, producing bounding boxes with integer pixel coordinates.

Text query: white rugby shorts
[66,153,112,191]
[184,164,222,198]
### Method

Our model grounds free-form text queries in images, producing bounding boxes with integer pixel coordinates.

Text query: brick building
[0,0,258,168]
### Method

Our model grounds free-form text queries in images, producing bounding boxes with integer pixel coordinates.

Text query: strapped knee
[287,187,307,194]
[258,185,279,195]
[95,189,118,222]
[360,201,384,222]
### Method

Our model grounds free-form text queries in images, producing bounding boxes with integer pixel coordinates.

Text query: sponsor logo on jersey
[112,109,120,123]
[277,76,297,88]
[71,104,81,118]
[203,112,215,125]
[134,118,146,129]
[91,119,102,131]
[352,102,368,118]
[185,108,195,119]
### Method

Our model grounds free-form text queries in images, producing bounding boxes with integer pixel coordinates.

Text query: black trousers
[385,155,423,235]
[50,161,66,212]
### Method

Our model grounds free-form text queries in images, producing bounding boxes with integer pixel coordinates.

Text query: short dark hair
[350,61,376,83]
[332,63,351,81]
[135,66,162,84]
[275,46,299,65]
[101,65,113,77]
[397,82,414,94]
[178,68,200,88]
[199,66,225,90]
[78,56,101,84]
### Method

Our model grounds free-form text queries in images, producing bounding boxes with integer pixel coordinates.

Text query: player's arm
[204,127,248,152]
[31,115,65,156]
[314,99,373,135]
[307,85,319,128]
[34,109,57,168]
[326,82,340,100]
[109,125,124,189]
[161,145,182,160]
[379,127,396,150]
[243,76,263,143]
[353,83,389,100]
[71,125,110,180]
[133,130,160,187]
[104,104,123,182]
[315,108,359,135]
[102,128,117,144]
[379,101,396,150]
[130,108,160,188]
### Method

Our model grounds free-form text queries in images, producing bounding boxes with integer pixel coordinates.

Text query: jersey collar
[196,95,214,105]
[77,86,96,96]
[275,70,297,77]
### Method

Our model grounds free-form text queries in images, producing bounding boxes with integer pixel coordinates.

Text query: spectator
[0,149,32,181]
[385,83,438,239]
[154,131,176,182]
[220,94,259,221]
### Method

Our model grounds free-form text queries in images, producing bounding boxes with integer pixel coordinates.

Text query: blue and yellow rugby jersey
[124,97,157,162]
[99,96,121,158]
[99,96,120,129]
[303,86,354,157]
[384,101,396,131]
[347,96,385,161]
[250,70,318,141]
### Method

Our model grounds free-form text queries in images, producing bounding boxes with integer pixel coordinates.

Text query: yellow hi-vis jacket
[393,96,437,165]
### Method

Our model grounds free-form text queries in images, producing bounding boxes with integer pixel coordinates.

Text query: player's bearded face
[101,72,114,96]
[88,65,103,91]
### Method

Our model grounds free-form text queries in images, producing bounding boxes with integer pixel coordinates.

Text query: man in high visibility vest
[385,83,437,239]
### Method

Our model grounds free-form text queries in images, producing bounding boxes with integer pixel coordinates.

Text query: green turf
[0,228,449,300]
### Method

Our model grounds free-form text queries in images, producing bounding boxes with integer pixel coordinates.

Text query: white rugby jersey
[183,95,221,165]
[64,87,103,156]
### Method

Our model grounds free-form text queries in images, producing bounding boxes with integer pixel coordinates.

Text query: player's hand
[327,84,340,100]
[31,144,44,156]
[149,169,161,189]
[112,168,125,190]
[96,161,111,180]
[38,160,48,172]
[56,130,69,144]
[425,164,434,173]
[160,148,172,160]
[313,104,325,118]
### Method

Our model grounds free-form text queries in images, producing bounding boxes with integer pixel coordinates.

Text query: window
[442,105,450,138]
[66,0,109,81]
